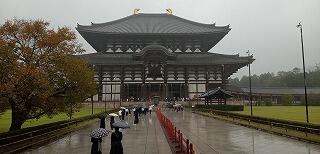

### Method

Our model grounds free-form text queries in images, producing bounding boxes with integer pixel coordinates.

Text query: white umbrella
[90,128,111,138]
[109,113,119,117]
[120,107,126,109]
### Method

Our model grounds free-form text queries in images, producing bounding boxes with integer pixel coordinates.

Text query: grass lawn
[0,107,108,133]
[234,106,320,124]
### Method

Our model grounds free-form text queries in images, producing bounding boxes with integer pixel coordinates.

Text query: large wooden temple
[76,12,253,102]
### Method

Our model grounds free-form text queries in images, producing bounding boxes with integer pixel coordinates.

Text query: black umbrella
[90,128,111,138]
[112,121,130,129]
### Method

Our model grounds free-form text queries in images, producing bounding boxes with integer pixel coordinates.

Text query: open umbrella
[120,107,126,109]
[112,121,130,129]
[90,128,111,138]
[109,113,119,117]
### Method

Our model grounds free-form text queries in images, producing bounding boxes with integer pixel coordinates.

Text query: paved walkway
[164,110,320,154]
[24,112,171,154]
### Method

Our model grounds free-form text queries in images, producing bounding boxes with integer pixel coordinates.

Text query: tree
[0,19,96,131]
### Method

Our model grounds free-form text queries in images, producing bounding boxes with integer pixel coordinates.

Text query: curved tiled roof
[77,13,230,34]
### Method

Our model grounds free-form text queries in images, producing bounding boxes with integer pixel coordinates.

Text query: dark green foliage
[195,104,244,111]
[229,66,320,87]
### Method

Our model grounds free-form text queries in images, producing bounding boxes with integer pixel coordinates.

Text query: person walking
[110,127,123,154]
[121,109,125,120]
[149,106,152,114]
[133,109,139,124]
[99,116,105,128]
[91,137,102,154]
[118,110,122,120]
[110,116,115,130]
[125,108,129,116]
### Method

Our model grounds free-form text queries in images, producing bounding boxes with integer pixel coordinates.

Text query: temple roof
[77,13,230,34]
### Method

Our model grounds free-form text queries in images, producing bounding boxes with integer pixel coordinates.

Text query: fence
[156,109,195,154]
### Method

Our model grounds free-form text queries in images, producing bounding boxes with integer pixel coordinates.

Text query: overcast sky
[1,0,319,78]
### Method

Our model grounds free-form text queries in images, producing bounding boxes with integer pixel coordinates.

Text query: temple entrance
[123,84,141,101]
[146,84,161,100]
[168,84,183,99]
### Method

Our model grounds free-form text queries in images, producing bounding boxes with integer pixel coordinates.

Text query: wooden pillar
[221,64,225,89]
[141,84,145,101]
[161,84,165,101]
[120,84,124,101]
[185,83,189,99]
[110,83,113,103]
[184,67,189,99]
[179,84,182,99]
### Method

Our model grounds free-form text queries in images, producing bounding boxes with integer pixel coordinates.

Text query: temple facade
[76,13,253,102]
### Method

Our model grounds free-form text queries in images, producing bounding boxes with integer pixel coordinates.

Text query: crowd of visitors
[90,104,155,154]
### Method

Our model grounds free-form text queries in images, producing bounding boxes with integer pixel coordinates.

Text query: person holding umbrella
[109,127,123,154]
[110,121,130,154]
[133,108,139,124]
[118,110,122,120]
[110,116,115,130]
[121,109,125,120]
[99,116,105,129]
[108,113,118,130]
[149,106,152,114]
[91,137,102,154]
[90,128,110,154]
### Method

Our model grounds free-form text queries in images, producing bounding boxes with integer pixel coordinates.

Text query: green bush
[195,104,244,111]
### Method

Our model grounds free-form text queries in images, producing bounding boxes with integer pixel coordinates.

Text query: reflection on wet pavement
[23,113,170,154]
[164,110,320,154]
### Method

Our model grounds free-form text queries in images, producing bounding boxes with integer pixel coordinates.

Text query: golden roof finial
[166,8,173,15]
[134,8,140,15]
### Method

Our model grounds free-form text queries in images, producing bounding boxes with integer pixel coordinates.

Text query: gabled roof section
[133,45,177,60]
[77,13,230,34]
[199,87,233,99]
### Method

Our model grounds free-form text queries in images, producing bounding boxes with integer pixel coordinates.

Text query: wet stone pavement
[163,109,320,154]
[23,112,171,154]
[23,109,320,154]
